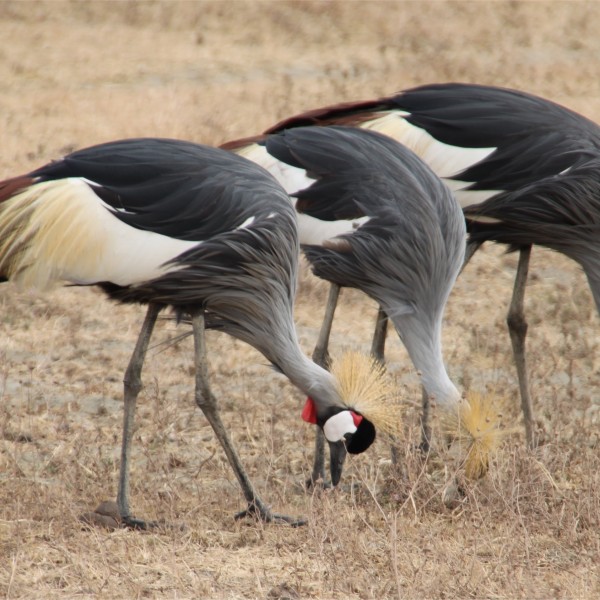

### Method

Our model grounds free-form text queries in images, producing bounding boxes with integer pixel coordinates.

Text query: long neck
[275,338,341,410]
[389,309,460,408]
[245,310,342,413]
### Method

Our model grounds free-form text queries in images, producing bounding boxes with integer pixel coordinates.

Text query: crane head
[302,397,376,485]
[302,351,401,486]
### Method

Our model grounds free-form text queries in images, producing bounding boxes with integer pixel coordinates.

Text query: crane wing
[30,138,283,241]
[264,83,600,207]
[265,126,465,316]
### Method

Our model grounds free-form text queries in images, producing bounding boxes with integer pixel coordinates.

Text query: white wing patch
[445,183,501,208]
[239,143,370,246]
[296,213,370,246]
[0,178,200,289]
[362,112,503,207]
[236,216,256,229]
[464,214,503,224]
[237,143,314,196]
[363,112,497,177]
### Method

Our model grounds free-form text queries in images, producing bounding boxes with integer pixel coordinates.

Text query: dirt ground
[0,1,599,598]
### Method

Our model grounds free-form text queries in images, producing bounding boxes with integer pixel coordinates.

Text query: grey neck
[390,310,460,408]
[261,324,341,413]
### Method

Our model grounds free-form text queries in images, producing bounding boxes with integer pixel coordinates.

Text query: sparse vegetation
[1,2,599,598]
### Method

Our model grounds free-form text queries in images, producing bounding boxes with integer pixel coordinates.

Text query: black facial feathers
[346,417,376,454]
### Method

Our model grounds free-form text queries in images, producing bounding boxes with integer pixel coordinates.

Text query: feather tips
[330,351,402,438]
[440,391,507,480]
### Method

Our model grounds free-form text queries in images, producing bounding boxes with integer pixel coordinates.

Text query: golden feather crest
[330,351,403,438]
[440,391,508,480]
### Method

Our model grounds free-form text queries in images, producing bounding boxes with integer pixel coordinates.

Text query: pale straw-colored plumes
[0,179,199,290]
[440,391,508,480]
[330,351,403,438]
[0,181,104,289]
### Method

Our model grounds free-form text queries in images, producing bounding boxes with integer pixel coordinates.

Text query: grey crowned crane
[241,125,502,483]
[0,137,396,528]
[224,82,600,449]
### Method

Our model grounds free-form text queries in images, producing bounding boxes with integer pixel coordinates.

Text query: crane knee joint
[507,312,528,336]
[123,374,143,395]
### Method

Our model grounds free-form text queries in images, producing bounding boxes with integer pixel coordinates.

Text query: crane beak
[328,439,347,487]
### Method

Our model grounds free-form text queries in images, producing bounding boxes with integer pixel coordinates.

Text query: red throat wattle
[302,397,317,424]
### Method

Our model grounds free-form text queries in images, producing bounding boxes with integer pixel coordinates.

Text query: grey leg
[369,306,402,464]
[309,429,327,487]
[312,283,341,369]
[117,303,161,528]
[461,240,482,274]
[506,246,536,448]
[419,388,432,453]
[370,306,388,365]
[191,311,305,526]
[309,283,341,487]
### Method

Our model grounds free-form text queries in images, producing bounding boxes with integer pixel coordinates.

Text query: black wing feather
[466,158,600,254]
[392,83,600,190]
[266,82,600,193]
[32,138,284,241]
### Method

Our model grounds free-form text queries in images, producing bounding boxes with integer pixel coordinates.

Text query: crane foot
[120,514,187,532]
[79,500,186,531]
[234,501,307,527]
[305,476,333,490]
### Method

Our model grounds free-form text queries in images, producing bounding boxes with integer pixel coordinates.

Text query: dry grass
[1,1,599,598]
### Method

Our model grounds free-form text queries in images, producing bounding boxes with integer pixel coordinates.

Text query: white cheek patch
[323,411,358,442]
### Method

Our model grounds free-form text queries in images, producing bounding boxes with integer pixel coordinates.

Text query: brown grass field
[1,1,599,598]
